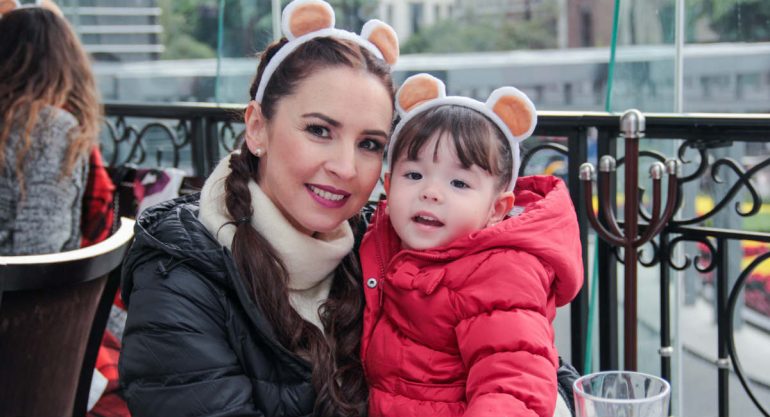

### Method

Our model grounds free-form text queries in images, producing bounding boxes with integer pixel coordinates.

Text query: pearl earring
[254,148,264,157]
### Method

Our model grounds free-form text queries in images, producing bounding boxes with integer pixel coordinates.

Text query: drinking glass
[573,371,670,417]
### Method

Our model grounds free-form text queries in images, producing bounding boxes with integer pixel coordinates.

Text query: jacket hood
[121,193,231,305]
[369,175,584,306]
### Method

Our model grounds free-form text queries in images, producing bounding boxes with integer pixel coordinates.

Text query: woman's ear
[244,101,268,156]
[487,191,515,226]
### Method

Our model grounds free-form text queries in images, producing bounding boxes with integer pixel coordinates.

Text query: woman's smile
[307,184,350,208]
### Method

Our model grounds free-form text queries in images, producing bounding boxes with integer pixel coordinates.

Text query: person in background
[118,1,399,416]
[360,74,583,417]
[0,0,101,256]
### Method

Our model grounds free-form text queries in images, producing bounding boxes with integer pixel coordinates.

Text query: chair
[107,165,204,219]
[0,218,135,417]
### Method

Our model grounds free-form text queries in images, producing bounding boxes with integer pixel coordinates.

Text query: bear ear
[39,0,64,17]
[360,19,399,65]
[281,0,335,41]
[396,73,445,116]
[486,86,537,142]
[0,0,20,15]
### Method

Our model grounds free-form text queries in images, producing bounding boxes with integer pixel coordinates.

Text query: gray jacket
[0,106,89,255]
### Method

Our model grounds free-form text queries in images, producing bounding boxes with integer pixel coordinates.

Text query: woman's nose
[326,144,356,180]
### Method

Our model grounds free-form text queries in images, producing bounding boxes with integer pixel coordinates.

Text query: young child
[360,74,583,417]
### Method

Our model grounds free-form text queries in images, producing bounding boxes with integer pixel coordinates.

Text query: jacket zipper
[363,219,389,378]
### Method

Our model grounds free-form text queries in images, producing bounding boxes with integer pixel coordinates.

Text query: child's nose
[420,185,442,203]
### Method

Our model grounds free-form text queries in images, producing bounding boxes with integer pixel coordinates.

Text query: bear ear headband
[254,0,399,103]
[388,73,537,192]
[0,0,63,17]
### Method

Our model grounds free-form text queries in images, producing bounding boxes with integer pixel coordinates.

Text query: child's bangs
[392,106,511,187]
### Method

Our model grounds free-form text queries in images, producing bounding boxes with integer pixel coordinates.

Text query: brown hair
[228,37,394,417]
[390,105,514,191]
[0,7,101,194]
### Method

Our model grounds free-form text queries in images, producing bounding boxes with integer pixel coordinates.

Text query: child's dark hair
[390,105,513,191]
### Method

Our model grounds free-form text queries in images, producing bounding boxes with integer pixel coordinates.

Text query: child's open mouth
[413,214,444,227]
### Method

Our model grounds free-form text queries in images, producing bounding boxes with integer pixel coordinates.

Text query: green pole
[585,0,622,374]
[215,0,226,104]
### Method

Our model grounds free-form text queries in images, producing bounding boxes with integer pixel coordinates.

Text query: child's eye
[451,179,470,189]
[359,138,385,153]
[306,124,331,138]
[405,172,422,180]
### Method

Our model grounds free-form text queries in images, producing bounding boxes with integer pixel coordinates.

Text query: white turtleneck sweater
[198,153,354,332]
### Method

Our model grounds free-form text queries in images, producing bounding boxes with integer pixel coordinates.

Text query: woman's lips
[306,184,350,208]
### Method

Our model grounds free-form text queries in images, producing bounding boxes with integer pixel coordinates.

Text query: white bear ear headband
[0,0,63,17]
[388,73,537,192]
[254,0,399,103]
[0,0,24,15]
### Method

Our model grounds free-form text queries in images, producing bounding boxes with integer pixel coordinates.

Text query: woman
[0,1,101,255]
[118,1,399,416]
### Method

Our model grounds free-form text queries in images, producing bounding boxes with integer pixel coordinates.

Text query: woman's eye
[451,179,469,189]
[306,125,330,138]
[360,138,385,153]
[405,172,422,180]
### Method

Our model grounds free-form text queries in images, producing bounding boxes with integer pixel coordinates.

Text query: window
[410,2,424,35]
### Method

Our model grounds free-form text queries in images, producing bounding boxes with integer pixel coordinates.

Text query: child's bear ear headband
[254,0,399,103]
[0,0,63,17]
[388,73,537,192]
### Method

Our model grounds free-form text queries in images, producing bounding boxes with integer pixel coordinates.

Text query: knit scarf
[198,153,354,331]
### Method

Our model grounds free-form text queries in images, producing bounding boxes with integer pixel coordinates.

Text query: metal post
[569,129,590,374]
[597,130,619,371]
[716,238,729,417]
[621,111,642,371]
[579,109,679,371]
[190,118,207,177]
[659,233,672,382]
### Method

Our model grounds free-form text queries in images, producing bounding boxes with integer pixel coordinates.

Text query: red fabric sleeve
[452,252,559,417]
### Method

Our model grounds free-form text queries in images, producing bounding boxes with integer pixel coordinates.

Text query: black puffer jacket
[119,194,315,417]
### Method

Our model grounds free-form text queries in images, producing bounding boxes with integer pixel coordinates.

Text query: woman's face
[245,66,393,236]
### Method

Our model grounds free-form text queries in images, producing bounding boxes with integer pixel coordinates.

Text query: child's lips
[412,213,444,227]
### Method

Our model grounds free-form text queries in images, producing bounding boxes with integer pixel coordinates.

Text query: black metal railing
[104,102,770,417]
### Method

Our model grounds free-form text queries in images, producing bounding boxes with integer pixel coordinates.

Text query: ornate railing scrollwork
[672,143,770,226]
[519,142,568,176]
[219,121,245,153]
[726,250,770,417]
[103,117,192,169]
[665,235,718,273]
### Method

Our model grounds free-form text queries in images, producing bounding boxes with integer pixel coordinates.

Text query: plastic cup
[573,371,671,417]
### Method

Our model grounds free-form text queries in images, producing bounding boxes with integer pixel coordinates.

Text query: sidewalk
[635,263,770,388]
[679,296,770,388]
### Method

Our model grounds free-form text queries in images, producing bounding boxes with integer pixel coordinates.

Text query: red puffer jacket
[360,175,583,417]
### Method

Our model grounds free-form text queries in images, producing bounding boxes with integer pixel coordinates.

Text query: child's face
[386,132,513,250]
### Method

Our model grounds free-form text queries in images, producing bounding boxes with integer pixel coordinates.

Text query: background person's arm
[14,111,85,254]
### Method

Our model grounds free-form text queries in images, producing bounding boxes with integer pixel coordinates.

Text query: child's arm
[454,252,559,417]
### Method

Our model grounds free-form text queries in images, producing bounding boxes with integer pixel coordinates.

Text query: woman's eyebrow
[302,112,340,127]
[303,112,388,138]
[363,129,388,138]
